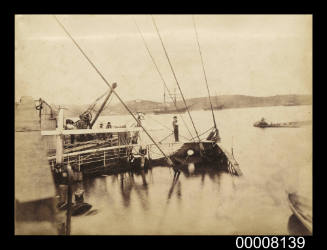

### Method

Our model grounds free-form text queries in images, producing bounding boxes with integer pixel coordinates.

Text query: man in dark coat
[172,116,179,142]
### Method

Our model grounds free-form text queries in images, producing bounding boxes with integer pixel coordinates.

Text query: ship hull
[153,108,187,114]
[288,192,312,233]
[149,141,242,176]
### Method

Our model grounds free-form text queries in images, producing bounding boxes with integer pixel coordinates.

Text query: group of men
[99,122,112,129]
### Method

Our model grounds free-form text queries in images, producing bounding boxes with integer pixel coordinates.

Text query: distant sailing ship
[203,92,224,110]
[283,102,297,106]
[153,88,188,114]
[283,96,298,106]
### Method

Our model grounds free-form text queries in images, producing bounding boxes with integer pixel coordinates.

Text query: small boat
[284,103,297,106]
[253,118,299,128]
[288,192,312,233]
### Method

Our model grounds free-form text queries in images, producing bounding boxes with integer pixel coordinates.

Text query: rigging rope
[151,15,201,142]
[146,115,190,141]
[132,17,195,142]
[192,15,217,130]
[189,126,214,141]
[53,15,174,167]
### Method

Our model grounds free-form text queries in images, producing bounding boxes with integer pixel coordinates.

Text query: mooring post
[65,165,74,235]
[78,155,81,172]
[104,150,106,167]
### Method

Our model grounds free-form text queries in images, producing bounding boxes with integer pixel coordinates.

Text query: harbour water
[70,105,312,235]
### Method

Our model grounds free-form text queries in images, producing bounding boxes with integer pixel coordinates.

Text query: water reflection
[67,106,311,235]
[167,171,181,201]
[118,170,150,210]
[71,166,298,234]
[83,167,226,209]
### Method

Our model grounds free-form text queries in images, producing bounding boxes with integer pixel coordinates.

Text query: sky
[15,15,312,105]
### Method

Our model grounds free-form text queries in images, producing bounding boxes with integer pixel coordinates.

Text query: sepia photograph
[15,14,312,236]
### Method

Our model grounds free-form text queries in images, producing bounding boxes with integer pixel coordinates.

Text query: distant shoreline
[70,104,312,118]
[45,94,312,117]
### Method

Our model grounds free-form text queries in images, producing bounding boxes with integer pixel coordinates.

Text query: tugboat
[253,118,300,128]
[253,118,270,128]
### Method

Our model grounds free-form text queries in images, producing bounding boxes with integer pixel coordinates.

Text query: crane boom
[89,82,117,128]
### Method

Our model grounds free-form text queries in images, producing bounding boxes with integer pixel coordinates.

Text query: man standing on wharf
[173,116,179,142]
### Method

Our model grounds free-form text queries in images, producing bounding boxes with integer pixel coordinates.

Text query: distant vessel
[153,106,188,114]
[283,102,297,106]
[153,88,187,114]
[203,104,224,111]
[204,92,224,110]
[253,118,300,128]
[283,96,298,106]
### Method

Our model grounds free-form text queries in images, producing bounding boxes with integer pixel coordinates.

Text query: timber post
[104,150,106,167]
[56,108,64,164]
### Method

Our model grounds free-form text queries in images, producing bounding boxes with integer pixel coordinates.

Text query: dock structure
[15,96,58,235]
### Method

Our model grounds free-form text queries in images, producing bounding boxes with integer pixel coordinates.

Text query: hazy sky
[15,15,312,105]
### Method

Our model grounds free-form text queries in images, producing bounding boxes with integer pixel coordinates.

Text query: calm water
[70,105,312,235]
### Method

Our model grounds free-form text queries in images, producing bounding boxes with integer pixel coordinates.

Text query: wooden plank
[47,144,140,160]
[56,109,64,164]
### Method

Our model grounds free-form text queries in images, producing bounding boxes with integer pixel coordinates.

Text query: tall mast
[152,15,201,142]
[192,15,218,131]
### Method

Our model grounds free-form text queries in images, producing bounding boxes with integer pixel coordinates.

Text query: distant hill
[184,94,312,110]
[52,94,312,117]
[102,99,162,115]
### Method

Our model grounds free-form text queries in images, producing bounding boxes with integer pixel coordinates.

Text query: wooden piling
[56,108,64,164]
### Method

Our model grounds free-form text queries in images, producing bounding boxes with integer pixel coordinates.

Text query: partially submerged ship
[40,15,242,183]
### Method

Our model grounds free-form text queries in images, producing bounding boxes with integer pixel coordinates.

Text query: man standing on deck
[99,122,105,140]
[106,122,112,139]
[173,116,179,142]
